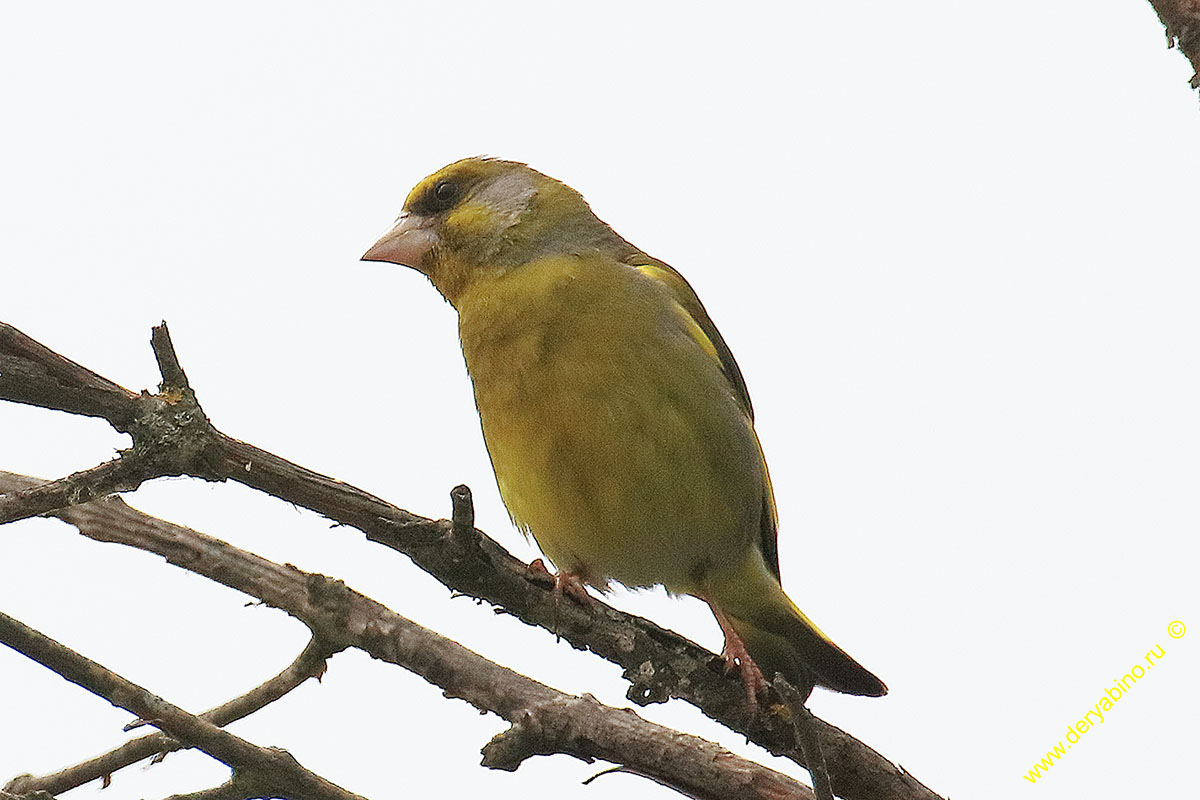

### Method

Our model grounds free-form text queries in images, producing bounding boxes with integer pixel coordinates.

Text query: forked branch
[0,612,365,800]
[0,474,817,800]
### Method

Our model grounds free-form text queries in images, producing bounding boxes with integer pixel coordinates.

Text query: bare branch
[481,694,815,800]
[0,457,154,525]
[449,483,475,547]
[0,612,365,800]
[0,323,138,428]
[4,635,334,797]
[149,323,191,393]
[0,324,135,402]
[1,477,818,800]
[777,679,833,800]
[0,322,942,800]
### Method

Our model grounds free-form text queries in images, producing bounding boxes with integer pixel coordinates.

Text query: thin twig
[0,457,153,525]
[0,612,365,800]
[4,636,334,797]
[449,483,475,546]
[777,678,833,800]
[150,323,191,392]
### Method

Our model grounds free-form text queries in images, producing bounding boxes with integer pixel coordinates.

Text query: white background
[2,3,1197,799]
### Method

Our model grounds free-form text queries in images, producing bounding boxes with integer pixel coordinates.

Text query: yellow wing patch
[628,258,755,420]
[634,264,720,360]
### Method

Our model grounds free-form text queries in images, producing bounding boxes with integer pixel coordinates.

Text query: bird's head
[362,157,629,305]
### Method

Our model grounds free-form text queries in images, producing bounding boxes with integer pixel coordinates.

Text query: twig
[0,612,365,800]
[0,322,942,800]
[150,322,191,392]
[0,457,154,525]
[776,678,833,800]
[0,323,224,526]
[4,636,334,797]
[449,483,475,546]
[1,481,818,800]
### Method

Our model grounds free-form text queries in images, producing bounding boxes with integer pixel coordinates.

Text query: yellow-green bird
[363,157,886,699]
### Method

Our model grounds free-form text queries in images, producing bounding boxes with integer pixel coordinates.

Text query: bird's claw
[721,637,770,708]
[710,605,770,709]
[525,558,592,606]
[525,558,557,587]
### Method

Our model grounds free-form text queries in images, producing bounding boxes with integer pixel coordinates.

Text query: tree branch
[479,694,813,800]
[1,476,818,800]
[0,456,157,525]
[4,634,334,797]
[0,323,138,427]
[0,612,365,800]
[1147,0,1200,92]
[0,322,941,800]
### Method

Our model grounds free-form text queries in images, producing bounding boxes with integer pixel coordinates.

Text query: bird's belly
[469,339,760,594]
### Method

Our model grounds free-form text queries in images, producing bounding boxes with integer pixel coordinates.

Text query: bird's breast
[455,257,762,592]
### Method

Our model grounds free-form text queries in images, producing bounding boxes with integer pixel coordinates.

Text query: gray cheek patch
[475,172,537,224]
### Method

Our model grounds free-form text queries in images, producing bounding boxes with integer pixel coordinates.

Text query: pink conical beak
[361,213,439,269]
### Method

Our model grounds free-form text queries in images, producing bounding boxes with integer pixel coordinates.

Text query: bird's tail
[703,548,886,697]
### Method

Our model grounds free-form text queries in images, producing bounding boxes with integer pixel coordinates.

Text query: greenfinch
[363,157,886,699]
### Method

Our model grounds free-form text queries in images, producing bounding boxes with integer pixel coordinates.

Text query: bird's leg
[525,558,593,606]
[525,558,593,643]
[710,605,770,707]
[524,557,556,587]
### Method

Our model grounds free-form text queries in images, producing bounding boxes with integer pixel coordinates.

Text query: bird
[362,157,886,701]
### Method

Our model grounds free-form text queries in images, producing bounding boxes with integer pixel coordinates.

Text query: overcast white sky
[2,3,1198,799]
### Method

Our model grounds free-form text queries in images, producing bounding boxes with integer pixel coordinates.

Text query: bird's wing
[624,254,782,580]
[624,255,753,417]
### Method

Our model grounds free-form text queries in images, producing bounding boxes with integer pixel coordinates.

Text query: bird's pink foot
[526,558,595,642]
[525,557,556,586]
[526,558,592,606]
[711,606,770,707]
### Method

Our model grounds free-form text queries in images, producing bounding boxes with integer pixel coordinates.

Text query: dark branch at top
[1148,0,1200,91]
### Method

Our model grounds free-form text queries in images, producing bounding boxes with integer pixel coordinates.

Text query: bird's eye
[433,180,459,205]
